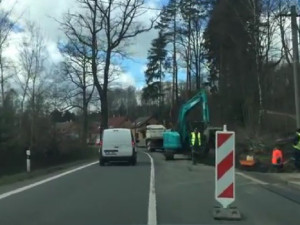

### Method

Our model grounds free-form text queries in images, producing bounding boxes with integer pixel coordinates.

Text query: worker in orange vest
[271,147,283,170]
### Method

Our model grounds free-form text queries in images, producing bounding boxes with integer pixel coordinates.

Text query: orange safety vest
[272,149,283,165]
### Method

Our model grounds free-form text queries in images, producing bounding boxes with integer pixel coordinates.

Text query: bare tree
[276,0,294,66]
[60,0,156,135]
[0,1,16,106]
[60,41,95,143]
[229,0,290,126]
[17,21,48,150]
[256,0,296,125]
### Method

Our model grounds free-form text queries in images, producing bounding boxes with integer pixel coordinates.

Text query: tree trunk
[191,19,201,90]
[198,51,201,89]
[255,29,263,127]
[197,38,202,89]
[83,102,88,145]
[82,60,88,145]
[219,45,226,120]
[195,50,200,90]
[256,44,264,127]
[30,75,37,151]
[0,51,4,107]
[257,65,263,126]
[100,48,112,135]
[253,1,263,127]
[186,48,189,92]
[159,60,163,106]
[279,16,292,67]
[173,5,178,104]
[187,1,192,93]
[185,18,192,96]
[0,49,3,145]
[82,90,88,145]
[20,75,30,129]
[100,90,108,132]
[89,2,104,138]
[172,62,175,111]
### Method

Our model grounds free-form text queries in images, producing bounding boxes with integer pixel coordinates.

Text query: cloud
[3,31,22,61]
[2,0,73,65]
[140,65,147,74]
[126,1,161,58]
[6,0,162,59]
[6,0,75,40]
[47,41,63,63]
[118,58,147,88]
[111,72,136,88]
[2,0,162,88]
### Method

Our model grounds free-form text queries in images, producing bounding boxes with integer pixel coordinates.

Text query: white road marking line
[144,152,157,225]
[0,161,98,200]
[236,172,268,185]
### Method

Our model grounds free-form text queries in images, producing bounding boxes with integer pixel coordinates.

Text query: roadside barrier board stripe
[215,131,235,208]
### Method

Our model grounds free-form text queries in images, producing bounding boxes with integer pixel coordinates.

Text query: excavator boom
[177,89,209,145]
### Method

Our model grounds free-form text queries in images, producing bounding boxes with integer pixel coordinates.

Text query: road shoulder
[237,170,300,192]
[0,158,98,195]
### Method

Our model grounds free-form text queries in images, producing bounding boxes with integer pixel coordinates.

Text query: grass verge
[0,147,99,187]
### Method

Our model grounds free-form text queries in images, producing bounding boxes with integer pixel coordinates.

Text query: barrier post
[26,150,31,173]
[213,125,241,220]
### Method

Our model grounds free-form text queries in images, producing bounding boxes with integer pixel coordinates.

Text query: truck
[163,89,221,163]
[146,124,166,152]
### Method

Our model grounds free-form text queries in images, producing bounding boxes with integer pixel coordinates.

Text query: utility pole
[281,6,300,128]
[291,6,300,128]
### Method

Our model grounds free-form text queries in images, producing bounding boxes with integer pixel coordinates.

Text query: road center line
[0,161,98,201]
[236,172,268,185]
[144,152,157,225]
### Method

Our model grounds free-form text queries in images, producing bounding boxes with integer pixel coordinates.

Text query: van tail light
[99,141,103,147]
[132,141,135,147]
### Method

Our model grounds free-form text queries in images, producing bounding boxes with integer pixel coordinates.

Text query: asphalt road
[0,148,300,225]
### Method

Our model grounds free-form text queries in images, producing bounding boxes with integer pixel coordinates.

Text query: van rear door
[102,129,133,157]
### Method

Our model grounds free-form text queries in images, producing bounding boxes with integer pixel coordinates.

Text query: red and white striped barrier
[215,126,235,208]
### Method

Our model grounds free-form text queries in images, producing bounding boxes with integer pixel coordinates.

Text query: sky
[2,0,170,90]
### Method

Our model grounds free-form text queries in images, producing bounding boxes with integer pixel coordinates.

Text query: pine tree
[155,1,180,105]
[204,0,259,124]
[143,31,168,105]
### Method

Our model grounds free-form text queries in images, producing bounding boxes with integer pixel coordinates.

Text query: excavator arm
[177,89,210,148]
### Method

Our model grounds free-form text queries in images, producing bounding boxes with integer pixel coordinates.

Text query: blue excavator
[163,89,220,161]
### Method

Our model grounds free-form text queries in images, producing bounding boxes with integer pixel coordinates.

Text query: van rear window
[103,130,131,146]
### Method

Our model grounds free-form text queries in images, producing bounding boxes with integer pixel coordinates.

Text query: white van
[99,128,137,166]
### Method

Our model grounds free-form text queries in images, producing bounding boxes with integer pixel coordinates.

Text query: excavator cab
[189,121,207,133]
